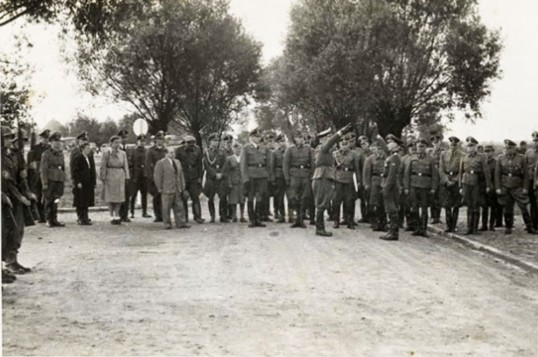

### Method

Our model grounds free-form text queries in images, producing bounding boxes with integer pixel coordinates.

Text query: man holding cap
[496,139,536,234]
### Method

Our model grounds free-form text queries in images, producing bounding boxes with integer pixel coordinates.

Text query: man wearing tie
[153,147,191,230]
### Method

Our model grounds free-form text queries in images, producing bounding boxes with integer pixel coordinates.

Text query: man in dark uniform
[399,140,415,231]
[495,139,537,234]
[312,123,353,237]
[260,131,276,221]
[117,129,132,222]
[429,133,443,224]
[27,129,50,222]
[480,144,500,231]
[240,128,271,228]
[363,141,387,232]
[146,131,167,222]
[380,139,402,240]
[222,133,235,220]
[283,133,315,228]
[459,137,492,235]
[41,132,66,228]
[203,133,230,223]
[332,134,360,229]
[404,139,438,237]
[525,131,538,230]
[176,134,204,224]
[129,135,151,218]
[270,134,288,223]
[303,133,317,225]
[2,126,33,275]
[70,131,95,224]
[357,135,372,223]
[439,136,464,233]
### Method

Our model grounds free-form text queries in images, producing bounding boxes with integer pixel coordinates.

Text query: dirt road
[3,212,537,356]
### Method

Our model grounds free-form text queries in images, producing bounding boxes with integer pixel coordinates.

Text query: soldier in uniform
[176,135,204,224]
[270,134,288,223]
[283,133,315,228]
[27,129,50,222]
[439,136,464,233]
[525,131,538,230]
[203,133,230,223]
[260,131,276,221]
[240,128,271,227]
[2,126,34,275]
[459,137,492,235]
[495,139,537,234]
[129,135,151,218]
[312,123,353,236]
[363,141,387,232]
[380,139,402,240]
[399,141,415,231]
[357,135,372,223]
[404,139,438,237]
[40,132,66,228]
[70,131,96,224]
[429,133,443,224]
[146,131,167,222]
[222,133,235,220]
[479,145,500,231]
[332,134,360,229]
[303,133,317,225]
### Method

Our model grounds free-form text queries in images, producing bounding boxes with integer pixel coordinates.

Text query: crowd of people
[2,123,538,284]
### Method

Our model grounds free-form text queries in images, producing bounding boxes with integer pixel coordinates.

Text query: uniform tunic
[439,148,464,208]
[363,153,386,206]
[40,148,66,201]
[404,153,438,209]
[333,149,359,218]
[226,155,244,204]
[382,152,401,214]
[203,148,230,198]
[312,133,341,210]
[283,144,314,207]
[495,153,529,212]
[459,152,491,209]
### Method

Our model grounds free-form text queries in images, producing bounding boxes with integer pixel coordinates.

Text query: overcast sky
[1,0,537,141]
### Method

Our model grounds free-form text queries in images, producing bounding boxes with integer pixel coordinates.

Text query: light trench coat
[100,149,130,203]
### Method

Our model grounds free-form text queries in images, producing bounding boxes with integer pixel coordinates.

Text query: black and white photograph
[1,0,537,355]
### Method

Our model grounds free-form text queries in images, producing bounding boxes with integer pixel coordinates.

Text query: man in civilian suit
[154,147,191,230]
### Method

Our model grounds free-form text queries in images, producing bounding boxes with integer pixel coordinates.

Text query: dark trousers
[130,175,148,216]
[482,191,500,229]
[333,182,356,224]
[498,187,533,229]
[529,180,538,229]
[410,187,431,234]
[4,200,24,262]
[183,179,203,221]
[288,176,311,222]
[272,177,286,219]
[245,178,268,223]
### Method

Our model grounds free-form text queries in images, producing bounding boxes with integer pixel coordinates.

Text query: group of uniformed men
[2,122,538,283]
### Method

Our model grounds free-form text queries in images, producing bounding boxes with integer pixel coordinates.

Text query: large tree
[75,0,261,144]
[275,0,501,137]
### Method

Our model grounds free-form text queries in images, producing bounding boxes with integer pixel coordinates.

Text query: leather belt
[337,167,351,171]
[292,165,310,169]
[412,172,430,177]
[249,164,265,168]
[447,171,459,176]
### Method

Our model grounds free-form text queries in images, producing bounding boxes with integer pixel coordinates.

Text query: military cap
[178,139,185,146]
[317,128,332,139]
[117,129,128,137]
[387,141,399,152]
[109,135,120,143]
[275,133,285,142]
[385,134,398,143]
[406,140,416,148]
[484,145,494,152]
[1,126,15,138]
[249,128,261,137]
[465,136,478,145]
[264,131,276,140]
[207,133,219,142]
[39,129,51,138]
[532,131,538,140]
[358,135,368,143]
[504,139,516,147]
[49,132,62,141]
[416,138,428,146]
[222,133,233,141]
[183,135,196,143]
[76,131,89,140]
[520,141,527,146]
[448,136,460,143]
[429,133,442,141]
[136,134,146,141]
[154,130,165,139]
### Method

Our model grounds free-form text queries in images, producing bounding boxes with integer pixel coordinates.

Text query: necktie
[171,159,178,174]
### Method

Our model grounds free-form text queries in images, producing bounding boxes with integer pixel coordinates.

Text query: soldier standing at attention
[459,137,492,235]
[480,145,500,231]
[363,142,387,232]
[40,132,66,228]
[270,134,288,223]
[240,128,271,228]
[283,133,314,228]
[524,131,538,231]
[176,135,205,224]
[332,134,359,230]
[399,141,415,231]
[203,133,230,223]
[129,135,151,218]
[260,131,276,222]
[380,139,402,240]
[429,133,443,224]
[439,136,464,233]
[495,139,537,234]
[27,129,50,222]
[222,133,235,220]
[404,139,438,237]
[312,123,353,237]
[146,131,167,222]
[357,136,372,223]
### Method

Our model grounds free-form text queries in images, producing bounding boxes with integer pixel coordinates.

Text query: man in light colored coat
[154,147,191,229]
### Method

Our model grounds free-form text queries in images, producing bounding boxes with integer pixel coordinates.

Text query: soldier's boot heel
[464,212,473,235]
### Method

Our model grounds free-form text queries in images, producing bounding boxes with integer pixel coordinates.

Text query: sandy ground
[3,210,538,356]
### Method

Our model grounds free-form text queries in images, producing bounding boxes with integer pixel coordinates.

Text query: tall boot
[231,204,238,222]
[489,206,496,231]
[76,207,82,224]
[411,211,421,236]
[472,211,480,234]
[193,200,203,223]
[255,201,266,227]
[464,211,473,235]
[504,213,512,234]
[379,211,388,232]
[247,201,256,227]
[381,212,399,240]
[208,199,216,223]
[333,205,340,229]
[346,212,355,230]
[219,197,229,223]
[315,210,332,237]
[522,210,538,234]
[496,208,503,227]
[239,203,247,222]
[444,209,453,233]
[480,206,488,231]
[291,203,306,228]
[5,252,31,275]
[452,207,460,232]
[421,211,429,237]
[371,206,380,231]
